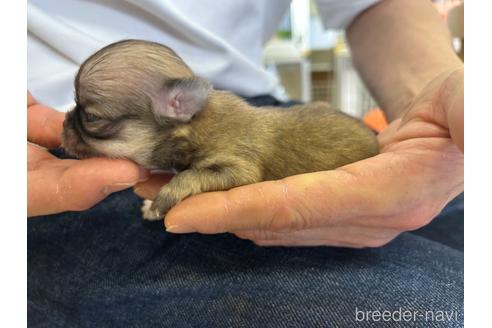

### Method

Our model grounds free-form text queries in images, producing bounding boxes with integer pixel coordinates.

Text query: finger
[28,157,149,217]
[250,239,363,248]
[164,168,371,234]
[27,95,66,148]
[234,226,399,248]
[133,173,174,199]
[251,235,396,248]
[234,226,399,243]
[27,143,59,170]
[62,158,149,208]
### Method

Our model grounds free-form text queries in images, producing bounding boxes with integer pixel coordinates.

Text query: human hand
[27,92,150,217]
[134,68,463,247]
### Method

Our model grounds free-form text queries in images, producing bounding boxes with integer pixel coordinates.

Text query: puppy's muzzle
[61,110,96,159]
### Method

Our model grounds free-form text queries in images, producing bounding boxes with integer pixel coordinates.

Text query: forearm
[347,0,463,121]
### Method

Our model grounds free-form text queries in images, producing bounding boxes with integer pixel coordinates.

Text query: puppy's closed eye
[85,112,102,123]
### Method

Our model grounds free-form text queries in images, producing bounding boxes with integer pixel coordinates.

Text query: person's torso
[27,0,291,110]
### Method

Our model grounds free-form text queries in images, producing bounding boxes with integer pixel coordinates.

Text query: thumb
[164,169,369,234]
[29,158,148,217]
[27,92,66,148]
[60,158,149,211]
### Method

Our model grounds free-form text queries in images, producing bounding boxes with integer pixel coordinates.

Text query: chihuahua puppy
[62,40,379,220]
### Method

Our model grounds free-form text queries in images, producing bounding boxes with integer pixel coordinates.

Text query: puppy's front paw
[141,199,162,221]
[149,195,177,219]
[149,186,187,219]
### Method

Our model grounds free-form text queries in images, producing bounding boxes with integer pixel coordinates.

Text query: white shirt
[27,0,379,111]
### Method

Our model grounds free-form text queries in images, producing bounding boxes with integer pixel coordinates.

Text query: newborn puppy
[62,39,379,220]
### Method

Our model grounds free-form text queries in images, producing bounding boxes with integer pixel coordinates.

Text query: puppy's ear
[154,77,211,123]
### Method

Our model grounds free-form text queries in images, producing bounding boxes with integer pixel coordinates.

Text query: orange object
[363,108,388,133]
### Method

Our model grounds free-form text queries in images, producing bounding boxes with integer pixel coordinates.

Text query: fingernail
[165,225,180,232]
[165,224,194,234]
[138,167,150,182]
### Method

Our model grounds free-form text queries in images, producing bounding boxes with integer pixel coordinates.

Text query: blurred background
[262,0,464,121]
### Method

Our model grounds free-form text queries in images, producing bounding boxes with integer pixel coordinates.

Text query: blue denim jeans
[28,96,463,327]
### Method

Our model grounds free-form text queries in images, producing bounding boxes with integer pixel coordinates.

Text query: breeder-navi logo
[355,307,459,323]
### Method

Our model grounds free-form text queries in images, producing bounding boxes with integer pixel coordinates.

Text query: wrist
[389,63,463,120]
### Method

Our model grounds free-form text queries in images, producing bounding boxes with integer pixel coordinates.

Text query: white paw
[141,199,161,221]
